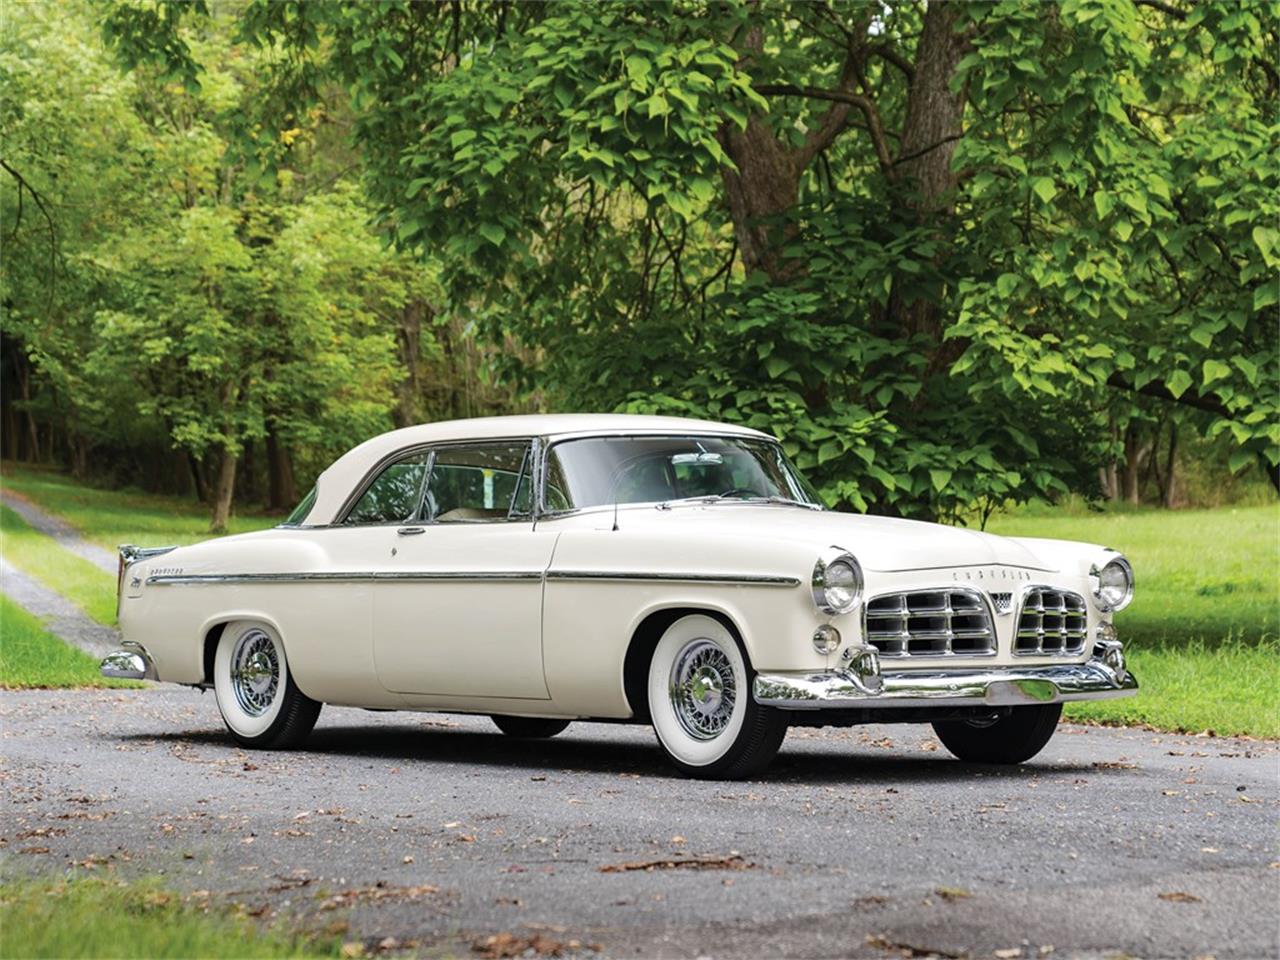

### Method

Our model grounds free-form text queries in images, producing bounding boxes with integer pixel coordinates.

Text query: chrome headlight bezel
[812,547,864,616]
[1089,555,1134,613]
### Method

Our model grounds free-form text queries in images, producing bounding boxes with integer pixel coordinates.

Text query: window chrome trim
[335,436,538,527]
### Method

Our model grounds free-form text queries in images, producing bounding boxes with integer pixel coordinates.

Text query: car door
[371,438,558,699]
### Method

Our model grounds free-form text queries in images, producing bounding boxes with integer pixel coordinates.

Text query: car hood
[620,504,1056,573]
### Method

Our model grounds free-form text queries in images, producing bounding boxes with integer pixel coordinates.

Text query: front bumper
[753,657,1137,710]
[100,641,158,681]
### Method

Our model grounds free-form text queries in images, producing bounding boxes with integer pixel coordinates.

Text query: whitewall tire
[647,614,788,779]
[213,620,321,749]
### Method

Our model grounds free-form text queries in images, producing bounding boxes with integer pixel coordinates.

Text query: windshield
[544,435,823,511]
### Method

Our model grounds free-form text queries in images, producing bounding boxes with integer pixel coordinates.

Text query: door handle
[397,526,426,536]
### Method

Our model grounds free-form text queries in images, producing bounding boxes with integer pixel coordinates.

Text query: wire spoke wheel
[668,639,737,741]
[230,628,280,718]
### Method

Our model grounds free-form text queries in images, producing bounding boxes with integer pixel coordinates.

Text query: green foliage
[0,596,137,689]
[2,1,429,529]
[8,0,1278,520]
[184,0,1275,517]
[950,0,1280,481]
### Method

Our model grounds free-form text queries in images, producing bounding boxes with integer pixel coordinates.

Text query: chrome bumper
[100,641,158,681]
[753,658,1137,710]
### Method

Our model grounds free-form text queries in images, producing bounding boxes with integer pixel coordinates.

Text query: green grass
[985,502,1278,648]
[0,596,136,689]
[0,463,277,551]
[984,502,1279,738]
[0,876,341,958]
[1,504,117,626]
[1062,639,1278,736]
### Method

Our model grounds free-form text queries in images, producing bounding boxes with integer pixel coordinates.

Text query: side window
[424,442,532,523]
[344,452,429,525]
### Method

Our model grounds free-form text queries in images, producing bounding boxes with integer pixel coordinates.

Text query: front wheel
[932,703,1062,764]
[491,715,571,739]
[648,614,788,780]
[213,620,321,749]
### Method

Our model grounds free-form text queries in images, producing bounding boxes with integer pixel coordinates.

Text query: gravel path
[3,687,1276,959]
[0,557,119,658]
[0,488,116,574]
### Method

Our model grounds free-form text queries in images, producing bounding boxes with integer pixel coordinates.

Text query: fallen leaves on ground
[865,933,967,958]
[599,853,753,873]
[318,882,439,911]
[1158,891,1203,903]
[471,932,601,958]
[935,886,971,902]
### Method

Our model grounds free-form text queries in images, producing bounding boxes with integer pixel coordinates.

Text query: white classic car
[103,414,1137,779]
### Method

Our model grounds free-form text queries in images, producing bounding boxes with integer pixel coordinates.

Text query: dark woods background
[2,0,1276,530]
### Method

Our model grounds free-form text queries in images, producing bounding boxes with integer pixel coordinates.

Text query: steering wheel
[717,487,765,500]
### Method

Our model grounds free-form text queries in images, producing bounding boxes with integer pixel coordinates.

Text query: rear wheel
[647,614,788,780]
[932,703,1062,764]
[213,620,321,749]
[490,715,571,739]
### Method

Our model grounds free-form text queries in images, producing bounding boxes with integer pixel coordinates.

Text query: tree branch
[892,132,965,168]
[1106,372,1228,418]
[754,84,894,175]
[870,43,914,80]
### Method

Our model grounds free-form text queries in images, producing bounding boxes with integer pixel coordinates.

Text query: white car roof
[304,414,770,525]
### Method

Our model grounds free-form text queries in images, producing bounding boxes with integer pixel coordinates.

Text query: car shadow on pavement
[113,722,1098,784]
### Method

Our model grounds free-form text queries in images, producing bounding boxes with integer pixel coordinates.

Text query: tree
[109,0,1273,517]
[2,1,426,529]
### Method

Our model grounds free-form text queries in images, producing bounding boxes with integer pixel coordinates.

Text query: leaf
[1166,368,1193,398]
[450,129,477,150]
[478,223,506,247]
[929,469,952,493]
[1093,190,1113,219]
[1202,358,1231,386]
[1031,177,1058,204]
[996,273,1019,298]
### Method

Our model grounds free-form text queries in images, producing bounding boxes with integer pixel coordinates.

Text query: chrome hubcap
[230,629,279,717]
[669,639,737,741]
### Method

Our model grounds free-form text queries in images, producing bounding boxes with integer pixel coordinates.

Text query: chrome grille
[1015,588,1088,655]
[863,590,997,657]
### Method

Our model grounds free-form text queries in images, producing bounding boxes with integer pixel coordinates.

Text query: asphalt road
[2,688,1276,960]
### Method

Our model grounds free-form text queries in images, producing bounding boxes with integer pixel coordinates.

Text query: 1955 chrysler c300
[104,414,1137,779]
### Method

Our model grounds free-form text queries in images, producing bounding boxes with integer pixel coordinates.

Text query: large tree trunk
[209,448,238,534]
[718,115,802,281]
[887,0,969,346]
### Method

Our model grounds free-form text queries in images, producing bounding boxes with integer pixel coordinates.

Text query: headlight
[812,547,864,615]
[1090,556,1134,612]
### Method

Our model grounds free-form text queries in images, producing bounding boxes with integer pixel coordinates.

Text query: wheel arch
[199,611,294,688]
[621,604,749,724]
